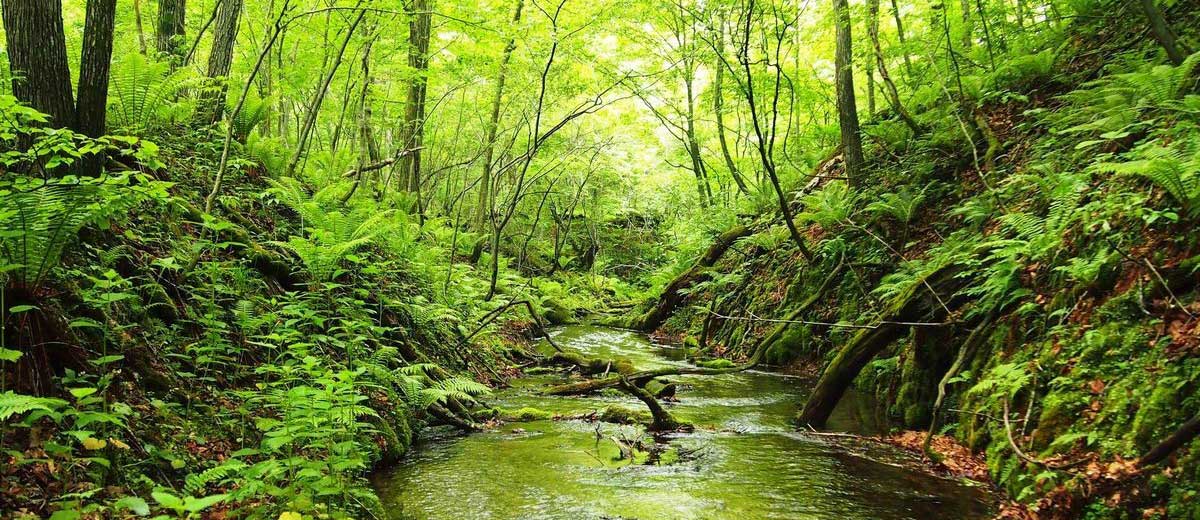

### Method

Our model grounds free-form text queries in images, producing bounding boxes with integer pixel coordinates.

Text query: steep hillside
[633,4,1200,517]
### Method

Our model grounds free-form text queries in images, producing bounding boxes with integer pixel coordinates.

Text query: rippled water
[372,326,994,519]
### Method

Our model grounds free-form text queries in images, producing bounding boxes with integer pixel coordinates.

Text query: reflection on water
[372,326,993,520]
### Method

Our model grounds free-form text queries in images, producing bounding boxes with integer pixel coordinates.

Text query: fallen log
[545,254,847,396]
[797,264,964,428]
[633,224,751,331]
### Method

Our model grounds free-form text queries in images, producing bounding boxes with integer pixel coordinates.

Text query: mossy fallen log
[797,264,964,428]
[634,224,751,331]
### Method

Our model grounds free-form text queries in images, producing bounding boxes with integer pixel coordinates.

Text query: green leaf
[151,491,184,510]
[114,496,151,516]
[7,304,37,313]
[0,348,21,362]
[69,387,98,399]
[183,494,229,514]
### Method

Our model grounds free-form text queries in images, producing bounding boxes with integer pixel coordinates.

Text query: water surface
[373,325,993,519]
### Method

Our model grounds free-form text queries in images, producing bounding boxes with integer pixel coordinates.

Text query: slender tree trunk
[284,7,366,177]
[156,0,186,62]
[133,0,148,55]
[205,0,293,213]
[76,0,118,176]
[960,0,973,48]
[1140,0,1186,65]
[889,0,913,76]
[477,0,524,229]
[202,0,243,122]
[866,0,879,116]
[713,14,748,196]
[832,0,865,187]
[2,0,76,129]
[399,0,433,199]
[738,0,813,260]
[868,0,922,135]
[684,69,712,207]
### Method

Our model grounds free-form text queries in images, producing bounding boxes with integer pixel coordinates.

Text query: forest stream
[372,326,995,519]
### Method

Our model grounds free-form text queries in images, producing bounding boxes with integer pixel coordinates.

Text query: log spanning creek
[372,326,994,519]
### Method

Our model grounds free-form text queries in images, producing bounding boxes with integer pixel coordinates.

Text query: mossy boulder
[599,405,650,425]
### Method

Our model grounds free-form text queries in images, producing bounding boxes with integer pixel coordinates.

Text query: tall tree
[477,0,524,229]
[1,0,75,129]
[832,0,864,187]
[865,0,879,115]
[76,0,119,176]
[156,0,187,60]
[1139,0,1186,65]
[202,0,243,122]
[399,0,433,201]
[888,0,912,76]
[712,9,748,196]
[867,0,921,134]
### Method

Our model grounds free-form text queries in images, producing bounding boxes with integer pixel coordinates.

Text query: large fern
[108,53,198,132]
[0,176,169,291]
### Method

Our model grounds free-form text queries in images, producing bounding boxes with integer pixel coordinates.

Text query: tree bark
[1139,0,1186,65]
[713,13,749,196]
[832,0,865,187]
[76,0,119,176]
[202,0,243,122]
[2,0,76,129]
[156,0,187,61]
[133,0,148,55]
[866,0,879,116]
[798,265,961,428]
[399,0,433,198]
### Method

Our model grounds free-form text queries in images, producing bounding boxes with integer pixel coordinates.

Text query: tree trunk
[833,0,865,187]
[399,0,433,197]
[798,265,962,428]
[684,70,712,207]
[713,15,748,196]
[156,0,186,61]
[866,0,879,116]
[2,0,76,129]
[202,0,243,122]
[1139,0,1186,65]
[868,0,922,135]
[477,0,524,229]
[133,0,148,55]
[889,0,913,76]
[635,225,751,331]
[76,0,119,176]
[960,0,973,48]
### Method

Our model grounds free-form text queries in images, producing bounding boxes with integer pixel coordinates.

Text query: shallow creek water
[372,325,994,519]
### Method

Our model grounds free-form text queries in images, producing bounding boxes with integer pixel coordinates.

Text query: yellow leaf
[279,512,302,520]
[109,438,130,450]
[81,437,107,450]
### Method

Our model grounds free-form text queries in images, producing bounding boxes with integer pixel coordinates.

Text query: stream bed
[372,325,995,519]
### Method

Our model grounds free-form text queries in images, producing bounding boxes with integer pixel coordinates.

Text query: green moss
[599,405,650,425]
[696,358,735,369]
[501,407,555,422]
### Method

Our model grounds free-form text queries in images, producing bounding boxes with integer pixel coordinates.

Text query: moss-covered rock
[500,407,555,422]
